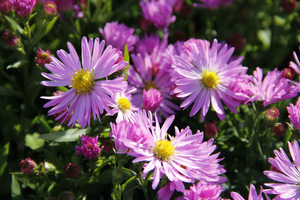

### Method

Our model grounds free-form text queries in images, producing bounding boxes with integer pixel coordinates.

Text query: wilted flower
[99,21,138,52]
[44,1,57,16]
[64,163,81,178]
[282,0,297,12]
[227,33,245,51]
[231,184,269,200]
[40,37,127,128]
[143,88,164,112]
[3,30,18,47]
[264,140,300,199]
[0,0,13,14]
[20,157,37,174]
[35,48,51,66]
[76,135,101,159]
[272,123,286,136]
[204,122,218,138]
[13,0,36,17]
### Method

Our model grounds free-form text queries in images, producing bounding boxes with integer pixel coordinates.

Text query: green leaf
[11,175,22,199]
[38,127,90,142]
[25,132,45,150]
[0,143,9,178]
[123,44,130,81]
[4,15,24,34]
[257,29,271,49]
[0,86,22,98]
[11,172,37,190]
[6,61,23,70]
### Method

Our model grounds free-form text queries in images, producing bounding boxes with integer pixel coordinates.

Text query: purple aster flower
[99,21,138,52]
[106,86,138,123]
[194,0,234,9]
[76,135,101,159]
[178,181,224,200]
[53,0,73,11]
[139,0,176,30]
[40,37,127,128]
[173,39,247,121]
[231,184,269,200]
[263,140,300,199]
[13,0,36,17]
[20,157,37,174]
[247,67,299,107]
[143,88,164,112]
[135,34,161,56]
[0,0,13,14]
[157,179,185,200]
[287,97,300,132]
[120,110,226,189]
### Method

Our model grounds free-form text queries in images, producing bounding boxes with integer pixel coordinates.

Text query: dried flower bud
[282,0,297,12]
[20,158,37,174]
[204,122,218,138]
[0,0,13,14]
[227,33,245,51]
[272,123,286,136]
[3,30,18,47]
[64,163,81,178]
[58,191,75,200]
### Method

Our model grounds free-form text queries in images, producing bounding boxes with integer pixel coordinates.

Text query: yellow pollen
[153,139,175,161]
[71,69,94,95]
[117,97,131,111]
[202,70,220,88]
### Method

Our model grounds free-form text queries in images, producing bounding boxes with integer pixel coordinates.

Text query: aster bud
[13,0,36,17]
[63,163,81,178]
[143,88,164,112]
[20,158,37,174]
[227,33,245,51]
[282,0,297,12]
[35,48,51,66]
[76,135,101,159]
[281,68,295,80]
[272,123,286,136]
[204,122,218,138]
[44,1,57,16]
[0,0,13,14]
[3,30,18,47]
[265,108,280,126]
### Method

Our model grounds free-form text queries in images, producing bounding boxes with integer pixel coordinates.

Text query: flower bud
[0,0,13,14]
[76,135,101,159]
[44,1,57,16]
[282,0,297,12]
[265,108,280,125]
[272,123,286,136]
[204,122,218,138]
[3,30,18,47]
[20,157,37,174]
[35,48,51,66]
[63,163,81,178]
[143,88,163,112]
[281,68,295,80]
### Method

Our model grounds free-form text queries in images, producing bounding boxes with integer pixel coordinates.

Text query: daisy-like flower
[35,48,51,66]
[231,184,269,200]
[41,37,127,128]
[75,135,102,159]
[287,97,300,132]
[247,67,299,107]
[106,87,138,123]
[121,110,226,189]
[173,39,247,121]
[99,21,138,52]
[263,140,300,199]
[139,0,176,30]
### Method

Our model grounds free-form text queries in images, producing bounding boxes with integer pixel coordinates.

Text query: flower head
[281,68,295,80]
[173,39,247,121]
[44,1,57,16]
[143,88,164,112]
[40,37,127,127]
[35,48,51,66]
[265,108,280,125]
[20,158,37,174]
[99,21,138,52]
[3,30,18,47]
[120,110,226,189]
[0,0,13,14]
[76,135,101,159]
[287,96,300,132]
[64,163,81,178]
[53,0,73,11]
[282,0,297,12]
[263,140,300,199]
[13,0,36,17]
[231,184,269,200]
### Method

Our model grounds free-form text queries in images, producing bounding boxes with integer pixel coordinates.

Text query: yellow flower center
[153,139,175,161]
[71,69,94,95]
[202,70,220,88]
[117,97,131,111]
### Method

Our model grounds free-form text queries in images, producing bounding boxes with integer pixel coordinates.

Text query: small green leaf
[123,44,130,81]
[38,127,90,142]
[25,132,45,150]
[11,175,22,199]
[4,15,24,34]
[0,143,9,178]
[257,29,271,49]
[6,61,22,70]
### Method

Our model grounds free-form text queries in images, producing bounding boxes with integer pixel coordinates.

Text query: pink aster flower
[135,34,161,56]
[143,88,164,112]
[139,0,177,30]
[76,135,101,159]
[173,39,247,121]
[287,97,300,132]
[178,181,224,200]
[194,0,234,9]
[231,184,269,200]
[35,48,51,66]
[121,110,226,189]
[247,67,299,107]
[13,0,36,17]
[20,157,37,174]
[99,21,138,52]
[40,37,127,128]
[263,140,300,199]
[0,0,13,14]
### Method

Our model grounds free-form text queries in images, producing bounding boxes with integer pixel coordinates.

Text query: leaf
[0,86,21,98]
[4,15,24,34]
[38,128,90,142]
[25,132,45,150]
[123,44,130,81]
[0,143,9,178]
[257,29,271,49]
[6,61,23,70]
[11,175,22,199]
[11,172,36,190]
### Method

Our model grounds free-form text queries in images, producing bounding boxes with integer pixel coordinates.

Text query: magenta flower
[231,184,269,200]
[120,110,226,189]
[99,21,138,52]
[35,48,51,66]
[287,97,300,132]
[2,30,18,47]
[263,140,300,199]
[44,1,57,16]
[157,179,185,200]
[194,0,234,9]
[40,37,127,127]
[179,181,224,200]
[53,0,73,11]
[76,135,101,159]
[289,49,300,81]
[135,34,161,56]
[143,88,164,112]
[173,39,247,121]
[139,0,176,30]
[13,0,36,17]
[247,67,299,107]
[20,157,37,174]
[0,0,13,14]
